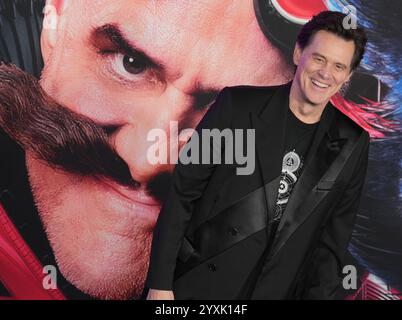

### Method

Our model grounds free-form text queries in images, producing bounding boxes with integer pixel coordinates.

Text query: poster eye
[121,54,146,75]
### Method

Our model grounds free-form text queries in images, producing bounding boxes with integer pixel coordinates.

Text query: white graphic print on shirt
[273,149,305,222]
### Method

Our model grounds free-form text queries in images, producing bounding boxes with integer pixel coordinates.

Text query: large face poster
[0,0,401,300]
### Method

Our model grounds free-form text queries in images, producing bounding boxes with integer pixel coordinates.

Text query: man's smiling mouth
[311,78,331,89]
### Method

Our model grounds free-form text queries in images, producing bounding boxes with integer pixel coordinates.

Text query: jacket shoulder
[223,84,282,115]
[332,106,370,142]
[225,84,280,100]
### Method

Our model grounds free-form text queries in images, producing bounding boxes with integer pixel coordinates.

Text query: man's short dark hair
[297,11,368,71]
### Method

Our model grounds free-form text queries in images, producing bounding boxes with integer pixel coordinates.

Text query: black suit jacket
[145,82,370,300]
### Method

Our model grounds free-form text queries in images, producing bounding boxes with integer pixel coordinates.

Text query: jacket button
[208,263,217,272]
[228,227,239,236]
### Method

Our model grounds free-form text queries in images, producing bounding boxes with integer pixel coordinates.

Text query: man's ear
[40,0,67,63]
[293,43,302,67]
[341,71,354,92]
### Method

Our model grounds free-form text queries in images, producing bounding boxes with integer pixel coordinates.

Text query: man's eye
[110,53,147,77]
[336,64,344,71]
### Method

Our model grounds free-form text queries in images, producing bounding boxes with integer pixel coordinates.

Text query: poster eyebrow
[90,23,166,71]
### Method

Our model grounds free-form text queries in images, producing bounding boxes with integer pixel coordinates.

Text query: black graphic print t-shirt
[273,108,319,224]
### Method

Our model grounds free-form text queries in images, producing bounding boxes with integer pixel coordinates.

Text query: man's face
[30,0,293,299]
[293,30,355,106]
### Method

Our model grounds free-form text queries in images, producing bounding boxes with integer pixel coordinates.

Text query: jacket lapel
[251,83,292,222]
[268,103,349,258]
[211,83,291,217]
[250,79,354,261]
[221,81,351,258]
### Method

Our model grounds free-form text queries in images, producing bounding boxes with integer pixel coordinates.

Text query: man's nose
[111,86,197,186]
[113,120,177,186]
[317,65,331,80]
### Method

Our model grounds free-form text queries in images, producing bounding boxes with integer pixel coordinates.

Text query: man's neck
[289,84,328,124]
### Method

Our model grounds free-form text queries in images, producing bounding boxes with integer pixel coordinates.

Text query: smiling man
[0,0,295,300]
[145,11,370,300]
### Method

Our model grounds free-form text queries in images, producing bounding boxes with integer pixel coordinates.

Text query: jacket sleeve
[144,87,233,290]
[302,131,370,299]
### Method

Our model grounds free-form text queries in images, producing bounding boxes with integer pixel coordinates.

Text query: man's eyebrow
[90,23,165,71]
[312,52,326,59]
[335,62,348,69]
[312,52,348,68]
[90,23,221,97]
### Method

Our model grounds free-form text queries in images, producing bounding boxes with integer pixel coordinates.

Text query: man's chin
[53,233,152,300]
[305,87,336,106]
[27,156,158,299]
[304,93,330,107]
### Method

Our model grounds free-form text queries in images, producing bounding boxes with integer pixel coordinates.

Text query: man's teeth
[311,79,330,88]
